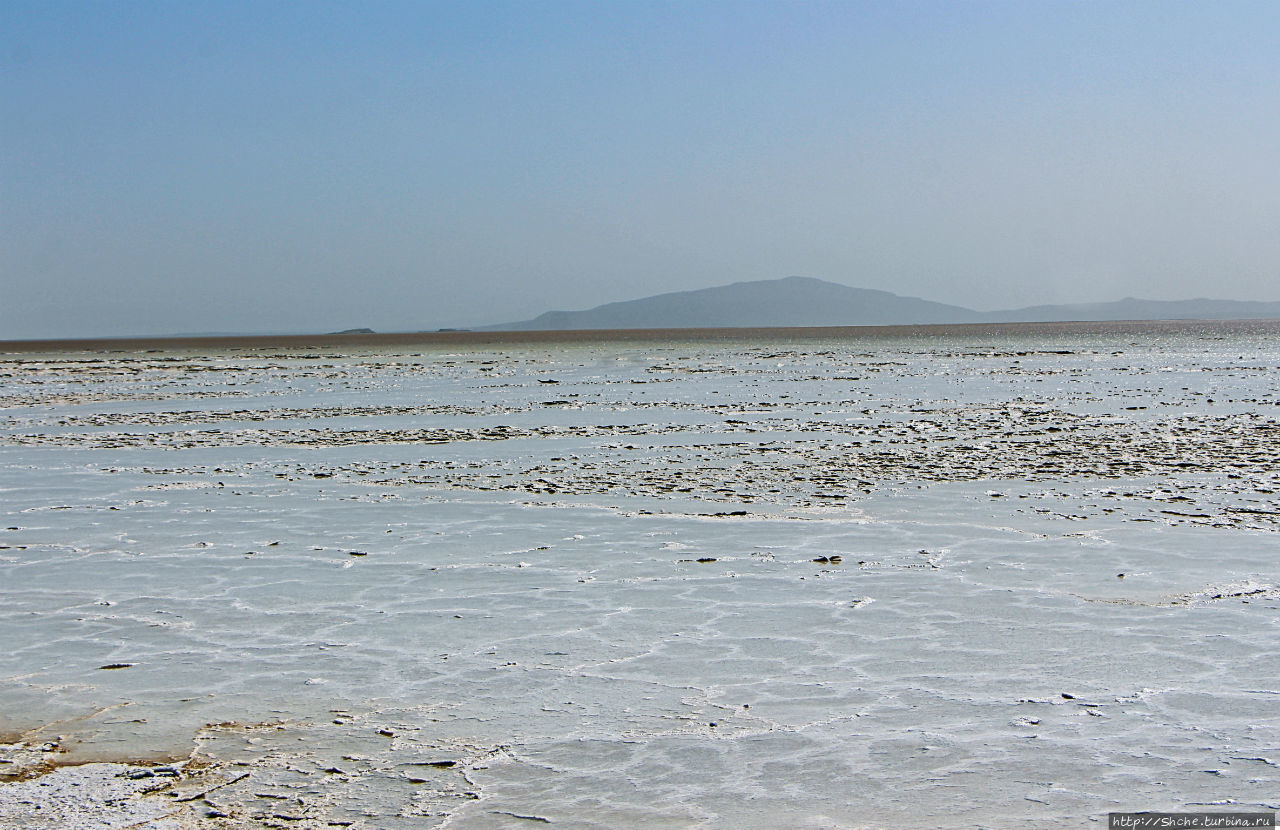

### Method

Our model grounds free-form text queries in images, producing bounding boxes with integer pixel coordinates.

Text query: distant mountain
[486,276,983,330]
[483,277,1280,331]
[982,297,1280,323]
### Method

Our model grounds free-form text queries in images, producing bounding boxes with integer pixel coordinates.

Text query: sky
[4,1,1280,339]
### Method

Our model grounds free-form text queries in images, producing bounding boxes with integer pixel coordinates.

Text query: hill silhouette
[487,277,981,329]
[484,277,1280,330]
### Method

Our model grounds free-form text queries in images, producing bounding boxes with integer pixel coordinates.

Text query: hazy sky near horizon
[4,1,1280,338]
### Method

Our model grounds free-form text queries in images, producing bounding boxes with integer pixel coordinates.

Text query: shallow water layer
[1,325,1278,828]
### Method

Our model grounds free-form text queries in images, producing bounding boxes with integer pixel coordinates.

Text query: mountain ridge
[483,277,1280,331]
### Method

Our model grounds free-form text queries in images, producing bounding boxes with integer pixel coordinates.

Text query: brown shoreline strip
[3,318,1278,354]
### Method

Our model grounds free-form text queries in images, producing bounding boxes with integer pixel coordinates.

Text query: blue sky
[4,1,1279,337]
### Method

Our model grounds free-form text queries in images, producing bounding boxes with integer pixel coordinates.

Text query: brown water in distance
[3,317,1279,354]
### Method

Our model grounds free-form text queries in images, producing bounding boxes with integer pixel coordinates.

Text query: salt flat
[1,323,1278,828]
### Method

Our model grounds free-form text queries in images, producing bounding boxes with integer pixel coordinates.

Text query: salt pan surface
[1,325,1278,827]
